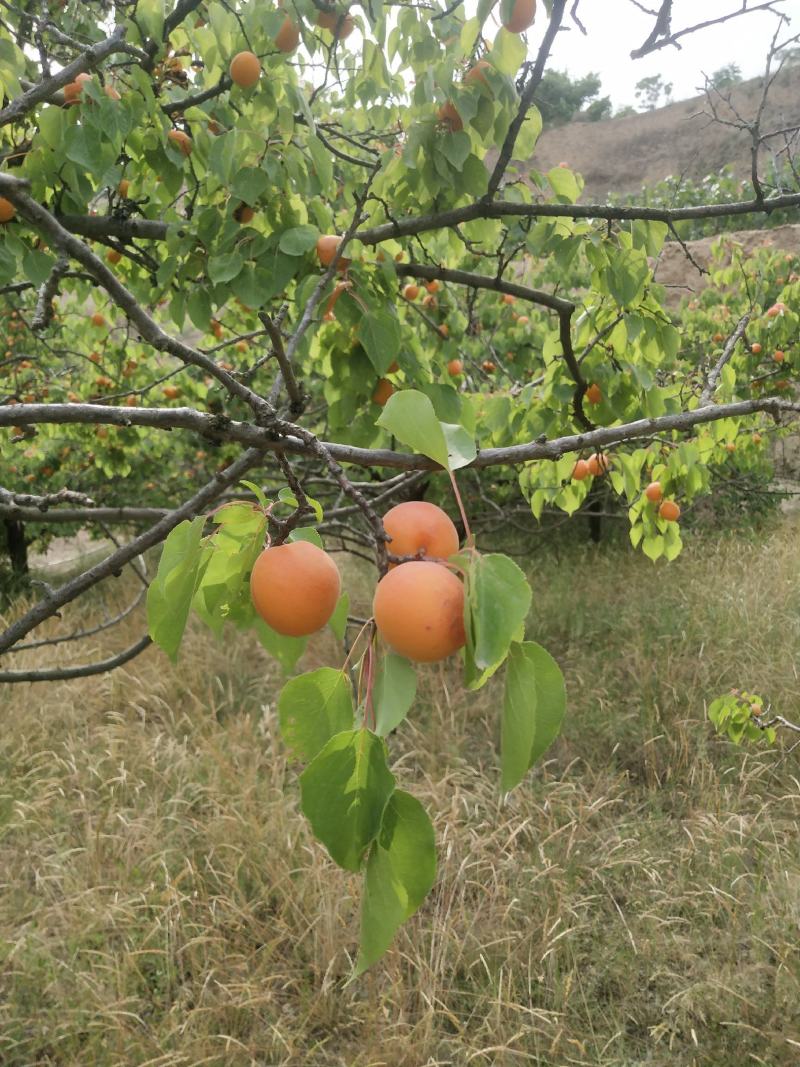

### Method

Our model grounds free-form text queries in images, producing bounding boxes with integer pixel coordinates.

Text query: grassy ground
[1,519,799,1067]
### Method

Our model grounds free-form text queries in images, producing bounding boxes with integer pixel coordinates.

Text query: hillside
[526,65,800,199]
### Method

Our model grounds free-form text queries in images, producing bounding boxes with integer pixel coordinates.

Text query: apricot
[572,459,589,480]
[104,83,121,101]
[482,359,496,373]
[373,561,466,662]
[437,101,463,132]
[766,302,785,317]
[585,383,602,405]
[372,378,394,406]
[464,60,491,87]
[438,324,449,338]
[0,197,15,223]
[234,202,255,223]
[118,178,130,198]
[586,452,610,476]
[383,501,459,566]
[62,80,82,104]
[751,342,761,354]
[402,283,419,300]
[503,0,536,33]
[106,249,122,265]
[658,500,680,522]
[753,432,762,444]
[387,360,399,373]
[644,481,663,503]
[502,293,515,305]
[250,541,341,636]
[167,129,193,156]
[447,358,463,376]
[163,385,181,399]
[275,16,301,52]
[229,50,261,88]
[425,279,440,294]
[316,234,350,269]
[90,312,106,327]
[317,9,355,38]
[774,350,785,362]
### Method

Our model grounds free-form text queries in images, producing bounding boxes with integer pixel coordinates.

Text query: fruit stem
[341,616,374,675]
[448,469,473,546]
[363,637,376,732]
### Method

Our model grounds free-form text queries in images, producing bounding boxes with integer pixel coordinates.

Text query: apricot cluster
[249,501,466,663]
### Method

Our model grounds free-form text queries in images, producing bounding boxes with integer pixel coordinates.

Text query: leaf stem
[448,469,473,545]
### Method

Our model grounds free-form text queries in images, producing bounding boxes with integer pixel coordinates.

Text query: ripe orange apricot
[317,9,355,38]
[106,249,122,265]
[753,432,762,444]
[0,197,15,223]
[438,323,449,338]
[168,129,193,156]
[502,293,515,305]
[316,234,350,269]
[712,332,724,343]
[275,17,301,53]
[572,458,589,480]
[437,101,463,132]
[751,342,762,354]
[482,359,496,373]
[62,80,82,105]
[464,59,491,87]
[447,358,463,376]
[503,0,536,33]
[725,441,736,452]
[372,378,394,406]
[229,50,261,88]
[766,302,785,318]
[402,283,419,300]
[90,312,106,327]
[658,500,680,522]
[586,452,610,476]
[585,383,602,404]
[774,349,785,362]
[250,540,341,637]
[383,501,459,565]
[644,481,663,503]
[373,561,466,662]
[425,279,440,294]
[163,385,181,399]
[104,83,121,101]
[234,202,255,223]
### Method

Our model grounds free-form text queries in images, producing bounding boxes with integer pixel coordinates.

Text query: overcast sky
[513,0,799,109]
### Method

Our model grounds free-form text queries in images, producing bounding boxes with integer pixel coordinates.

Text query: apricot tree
[1,0,800,968]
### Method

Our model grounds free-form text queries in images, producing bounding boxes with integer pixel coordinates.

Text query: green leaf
[355,790,436,974]
[491,27,526,75]
[307,134,333,190]
[548,166,583,204]
[231,166,269,205]
[358,309,401,375]
[328,592,350,641]
[146,517,208,661]
[376,389,475,471]
[253,618,307,672]
[466,553,532,671]
[279,224,319,256]
[372,653,417,736]
[208,251,244,284]
[278,668,355,762]
[300,729,396,872]
[501,641,566,791]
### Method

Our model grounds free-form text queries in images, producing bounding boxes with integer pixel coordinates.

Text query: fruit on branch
[437,101,463,132]
[502,0,536,33]
[712,332,724,343]
[163,385,181,399]
[438,324,449,338]
[373,561,466,662]
[751,342,762,354]
[229,50,261,88]
[210,319,223,339]
[774,350,785,362]
[387,360,399,373]
[104,83,121,101]
[517,315,529,325]
[383,501,459,566]
[753,432,762,444]
[572,459,589,480]
[106,249,122,265]
[644,481,663,503]
[402,283,419,300]
[482,360,496,373]
[233,202,255,223]
[586,452,610,476]
[167,129,193,156]
[585,383,602,405]
[725,441,736,452]
[0,197,16,223]
[425,279,440,294]
[372,378,394,406]
[250,540,341,637]
[422,293,437,309]
[275,17,301,52]
[118,178,130,198]
[501,294,515,305]
[316,234,350,269]
[464,60,491,87]
[658,500,680,522]
[766,302,786,318]
[90,312,106,327]
[317,8,355,38]
[447,358,463,377]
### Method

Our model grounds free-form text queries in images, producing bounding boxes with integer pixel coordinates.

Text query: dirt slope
[526,65,800,199]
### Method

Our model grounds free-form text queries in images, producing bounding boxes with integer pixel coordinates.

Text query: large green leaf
[300,730,396,871]
[358,309,401,375]
[372,653,417,736]
[146,517,208,662]
[500,641,566,792]
[278,668,355,762]
[376,389,475,471]
[466,553,532,672]
[356,790,436,974]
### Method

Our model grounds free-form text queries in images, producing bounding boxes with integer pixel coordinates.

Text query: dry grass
[1,521,800,1066]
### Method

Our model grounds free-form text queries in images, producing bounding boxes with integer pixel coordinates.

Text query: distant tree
[534,69,611,125]
[635,74,673,110]
[614,105,638,119]
[709,63,742,89]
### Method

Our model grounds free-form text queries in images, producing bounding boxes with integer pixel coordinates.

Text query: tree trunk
[3,518,28,576]
[586,485,604,544]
